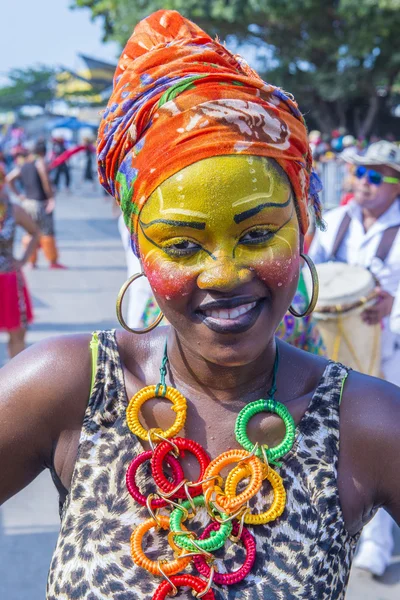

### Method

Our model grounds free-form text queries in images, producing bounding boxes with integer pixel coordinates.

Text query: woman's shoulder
[341,369,400,434]
[0,332,94,407]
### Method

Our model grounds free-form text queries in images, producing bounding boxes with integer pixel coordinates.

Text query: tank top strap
[299,360,350,463]
[313,360,350,408]
[83,329,127,435]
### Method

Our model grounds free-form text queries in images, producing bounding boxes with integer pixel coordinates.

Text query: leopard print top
[46,330,358,600]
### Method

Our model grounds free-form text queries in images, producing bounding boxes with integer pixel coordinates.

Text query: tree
[0,66,57,111]
[73,0,400,136]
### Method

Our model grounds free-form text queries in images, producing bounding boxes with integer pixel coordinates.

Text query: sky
[1,0,119,79]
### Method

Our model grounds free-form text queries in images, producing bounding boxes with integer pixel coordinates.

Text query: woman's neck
[165,330,277,400]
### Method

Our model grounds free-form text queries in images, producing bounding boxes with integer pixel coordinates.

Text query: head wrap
[98,10,323,254]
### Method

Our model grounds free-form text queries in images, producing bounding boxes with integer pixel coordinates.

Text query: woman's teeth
[204,302,257,320]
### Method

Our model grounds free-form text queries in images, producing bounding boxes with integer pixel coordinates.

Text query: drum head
[304,262,375,310]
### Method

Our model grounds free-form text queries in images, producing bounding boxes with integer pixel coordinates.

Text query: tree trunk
[310,96,336,134]
[358,95,380,138]
[334,101,347,130]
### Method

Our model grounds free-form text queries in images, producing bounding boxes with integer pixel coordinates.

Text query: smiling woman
[1,9,400,600]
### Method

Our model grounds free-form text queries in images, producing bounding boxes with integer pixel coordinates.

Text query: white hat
[344,140,400,173]
[342,135,355,147]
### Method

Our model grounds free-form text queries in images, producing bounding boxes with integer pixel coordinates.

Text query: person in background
[82,137,96,185]
[389,280,400,335]
[52,136,71,192]
[6,141,66,269]
[0,166,39,358]
[309,140,400,577]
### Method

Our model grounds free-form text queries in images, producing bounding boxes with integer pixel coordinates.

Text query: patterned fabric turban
[98,10,323,254]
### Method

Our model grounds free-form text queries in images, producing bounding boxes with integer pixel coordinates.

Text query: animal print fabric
[46,330,358,600]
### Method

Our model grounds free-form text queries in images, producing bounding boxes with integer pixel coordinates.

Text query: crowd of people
[0,9,400,600]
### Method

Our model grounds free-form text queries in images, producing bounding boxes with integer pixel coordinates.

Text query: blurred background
[0,1,400,598]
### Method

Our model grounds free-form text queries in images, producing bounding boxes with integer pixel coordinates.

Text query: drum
[304,262,381,376]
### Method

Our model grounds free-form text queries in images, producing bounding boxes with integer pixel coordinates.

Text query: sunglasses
[355,166,400,186]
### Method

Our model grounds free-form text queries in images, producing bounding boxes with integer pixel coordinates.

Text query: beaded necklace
[126,342,295,599]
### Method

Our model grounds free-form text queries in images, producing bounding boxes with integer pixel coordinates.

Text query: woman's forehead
[141,155,291,222]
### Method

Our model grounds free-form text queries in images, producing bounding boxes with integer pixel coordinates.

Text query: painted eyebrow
[234,195,292,224]
[140,218,206,230]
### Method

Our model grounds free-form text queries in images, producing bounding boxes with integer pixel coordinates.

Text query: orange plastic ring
[130,515,192,576]
[202,449,263,514]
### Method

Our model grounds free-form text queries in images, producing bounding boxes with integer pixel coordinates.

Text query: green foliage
[0,66,56,111]
[72,0,400,135]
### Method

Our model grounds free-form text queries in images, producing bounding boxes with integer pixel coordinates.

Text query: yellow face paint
[138,155,299,299]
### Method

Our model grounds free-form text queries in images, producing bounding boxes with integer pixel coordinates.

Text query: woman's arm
[0,335,92,505]
[5,168,24,200]
[339,372,400,528]
[12,204,40,267]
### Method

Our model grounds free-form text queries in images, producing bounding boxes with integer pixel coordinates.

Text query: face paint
[138,155,299,300]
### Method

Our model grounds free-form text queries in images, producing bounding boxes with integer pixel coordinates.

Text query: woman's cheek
[253,247,300,288]
[144,259,197,299]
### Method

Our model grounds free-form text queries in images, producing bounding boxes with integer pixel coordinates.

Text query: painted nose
[197,256,253,291]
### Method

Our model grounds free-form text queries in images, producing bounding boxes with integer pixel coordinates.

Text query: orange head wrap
[97,10,323,254]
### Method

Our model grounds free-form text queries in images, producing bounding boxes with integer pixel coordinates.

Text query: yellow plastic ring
[126,385,187,442]
[225,463,286,525]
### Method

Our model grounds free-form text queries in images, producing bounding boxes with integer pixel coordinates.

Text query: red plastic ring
[151,437,210,499]
[126,450,184,508]
[152,574,216,600]
[193,521,256,585]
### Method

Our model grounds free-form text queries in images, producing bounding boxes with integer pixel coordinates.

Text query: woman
[82,137,96,184]
[7,141,65,269]
[0,167,39,357]
[0,11,399,600]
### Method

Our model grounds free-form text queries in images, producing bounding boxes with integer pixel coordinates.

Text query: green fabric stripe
[89,332,99,398]
[116,170,137,228]
[158,75,208,107]
[339,371,349,406]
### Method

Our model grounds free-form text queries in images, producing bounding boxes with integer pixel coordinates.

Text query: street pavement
[0,187,399,599]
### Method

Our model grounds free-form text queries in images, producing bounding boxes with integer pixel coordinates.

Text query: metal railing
[316,161,347,210]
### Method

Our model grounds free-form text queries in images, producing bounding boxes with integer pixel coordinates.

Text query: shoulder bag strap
[329,212,351,260]
[375,225,400,263]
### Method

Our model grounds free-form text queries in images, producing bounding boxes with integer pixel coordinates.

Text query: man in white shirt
[309,140,400,577]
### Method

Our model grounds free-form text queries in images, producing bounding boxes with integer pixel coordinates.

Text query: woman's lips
[195,300,264,334]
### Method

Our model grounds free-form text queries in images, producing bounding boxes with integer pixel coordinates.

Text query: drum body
[305,262,381,376]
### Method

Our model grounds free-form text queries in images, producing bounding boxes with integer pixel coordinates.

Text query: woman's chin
[178,315,276,367]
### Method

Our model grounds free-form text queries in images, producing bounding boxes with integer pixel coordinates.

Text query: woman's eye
[163,240,201,256]
[240,229,274,245]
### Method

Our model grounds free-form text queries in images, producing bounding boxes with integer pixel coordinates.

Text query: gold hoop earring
[116,273,164,334]
[288,254,319,318]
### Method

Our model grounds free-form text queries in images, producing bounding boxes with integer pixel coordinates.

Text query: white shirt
[390,282,400,335]
[309,199,400,380]
[118,215,153,328]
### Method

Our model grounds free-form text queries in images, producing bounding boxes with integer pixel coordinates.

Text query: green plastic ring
[235,398,296,463]
[169,495,232,553]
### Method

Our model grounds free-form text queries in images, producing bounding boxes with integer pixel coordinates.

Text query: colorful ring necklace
[125,341,295,598]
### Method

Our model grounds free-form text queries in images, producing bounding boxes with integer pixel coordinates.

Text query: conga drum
[304,262,381,376]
